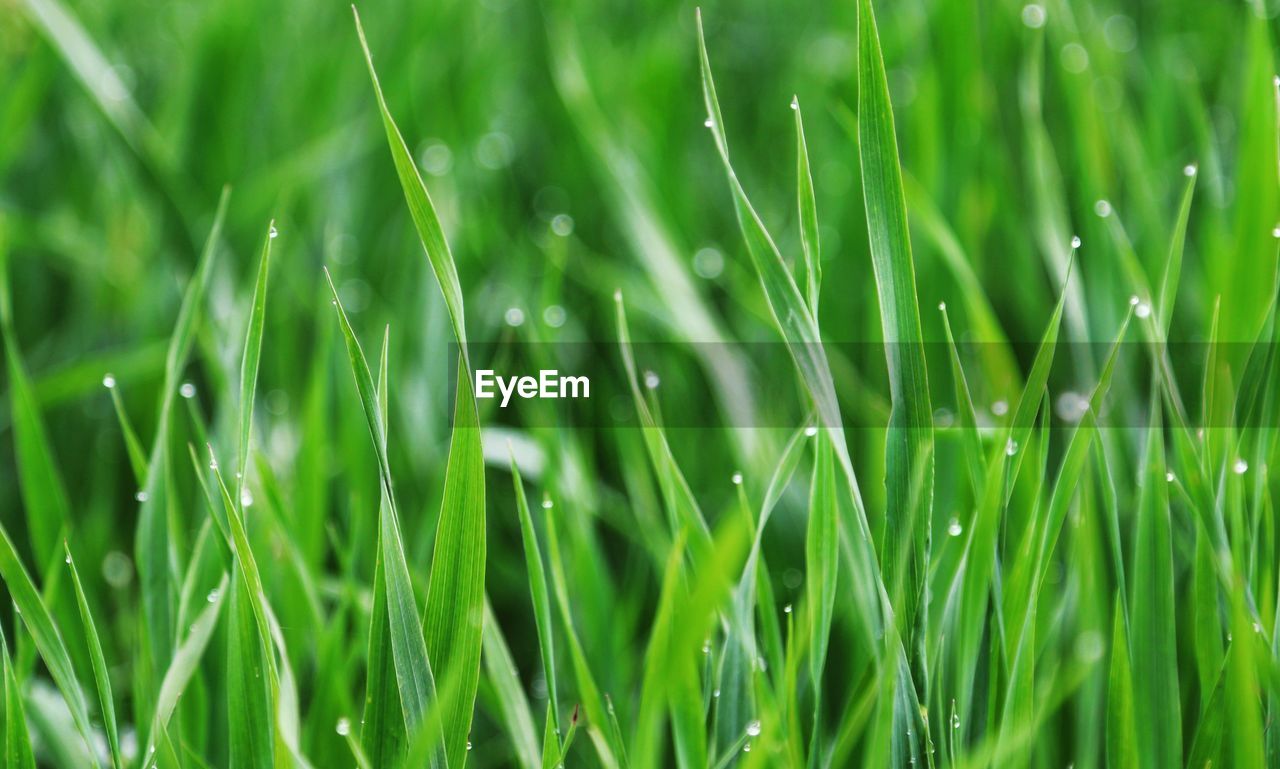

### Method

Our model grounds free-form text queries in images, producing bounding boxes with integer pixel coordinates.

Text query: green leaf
[793,96,820,314]
[856,0,935,658]
[238,222,274,486]
[1,626,35,769]
[65,544,123,769]
[1105,598,1137,768]
[352,16,486,763]
[510,451,560,734]
[1131,404,1182,769]
[0,522,99,766]
[324,271,444,765]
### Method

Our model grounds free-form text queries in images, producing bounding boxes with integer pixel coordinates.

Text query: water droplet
[1135,302,1152,319]
[504,307,525,327]
[790,95,799,110]
[704,118,715,128]
[1233,458,1249,475]
[1166,471,1175,482]
[1183,164,1197,177]
[541,495,553,510]
[952,713,961,729]
[1070,235,1082,249]
[1061,43,1089,74]
[209,457,219,471]
[743,744,752,753]
[551,214,574,237]
[240,489,254,508]
[103,374,116,389]
[543,305,567,328]
[466,741,473,751]
[702,641,711,654]
[1005,438,1019,457]
[1272,225,1280,239]
[643,370,660,389]
[64,554,72,564]
[731,472,743,486]
[179,382,197,399]
[991,400,1009,417]
[1094,199,1112,217]
[135,490,149,502]
[713,688,721,698]
[1021,4,1046,28]
[335,718,350,736]
[938,301,947,311]
[1254,622,1263,633]
[1129,295,1140,307]
[783,603,793,614]
[693,247,725,279]
[268,225,278,240]
[746,719,762,737]
[947,518,963,537]
[804,426,818,437]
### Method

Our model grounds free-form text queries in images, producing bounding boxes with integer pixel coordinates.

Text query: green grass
[3,0,1280,766]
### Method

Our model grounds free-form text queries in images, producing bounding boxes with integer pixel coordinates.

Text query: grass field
[3,0,1280,766]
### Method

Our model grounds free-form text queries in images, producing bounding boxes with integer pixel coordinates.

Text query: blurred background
[1,0,1278,765]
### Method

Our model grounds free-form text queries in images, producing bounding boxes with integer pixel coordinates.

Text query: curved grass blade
[1,626,35,769]
[793,96,820,314]
[238,221,274,487]
[510,451,560,735]
[324,271,444,765]
[65,544,122,769]
[136,186,229,691]
[1105,598,1137,768]
[856,0,935,661]
[481,601,540,769]
[0,523,99,766]
[806,430,838,759]
[352,16,486,762]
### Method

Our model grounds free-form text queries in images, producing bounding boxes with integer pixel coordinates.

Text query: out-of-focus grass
[1,0,1279,766]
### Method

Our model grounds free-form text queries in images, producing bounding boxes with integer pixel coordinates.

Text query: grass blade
[1,626,36,769]
[793,96,820,314]
[510,451,560,735]
[65,544,123,769]
[353,16,486,763]
[0,522,99,765]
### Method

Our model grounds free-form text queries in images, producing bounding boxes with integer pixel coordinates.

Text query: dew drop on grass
[1135,302,1152,319]
[1071,235,1082,249]
[731,472,743,486]
[179,382,197,399]
[643,370,660,389]
[209,457,218,471]
[804,426,818,437]
[743,743,752,753]
[504,307,526,327]
[790,95,799,110]
[1233,458,1249,475]
[1094,199,1112,217]
[103,373,117,389]
[1272,225,1280,239]
[693,247,725,279]
[335,718,350,736]
[1183,164,1197,177]
[135,490,149,502]
[1021,4,1046,28]
[947,518,963,537]
[937,301,946,311]
[241,489,254,508]
[952,713,961,729]
[207,589,219,603]
[551,214,574,237]
[1166,471,1175,482]
[541,494,553,510]
[704,118,715,128]
[1129,295,1140,307]
[543,305,567,327]
[64,553,72,564]
[713,689,721,698]
[1005,438,1019,457]
[467,741,473,751]
[268,225,278,240]
[783,603,792,614]
[991,400,1009,417]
